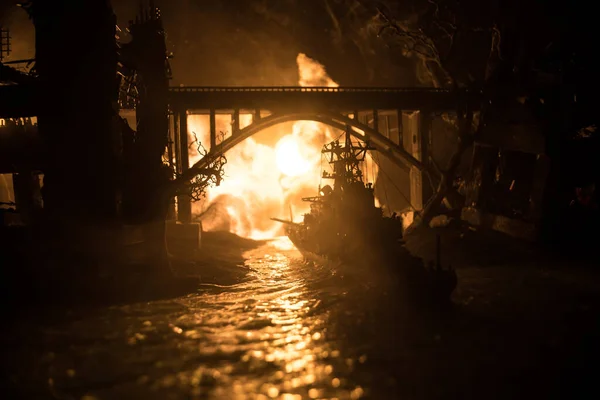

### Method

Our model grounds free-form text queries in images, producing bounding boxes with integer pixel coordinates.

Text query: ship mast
[321,127,375,191]
[301,129,376,203]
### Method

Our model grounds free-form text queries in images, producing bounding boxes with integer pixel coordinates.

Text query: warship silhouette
[272,132,457,305]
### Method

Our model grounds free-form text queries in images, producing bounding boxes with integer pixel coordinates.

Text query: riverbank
[172,230,265,285]
[0,228,262,312]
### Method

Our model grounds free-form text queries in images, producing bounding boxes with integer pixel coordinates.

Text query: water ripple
[4,237,372,400]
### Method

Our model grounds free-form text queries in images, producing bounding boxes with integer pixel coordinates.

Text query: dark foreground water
[3,236,600,399]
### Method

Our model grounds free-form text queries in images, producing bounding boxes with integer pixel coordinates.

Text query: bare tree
[170,143,227,203]
[118,117,226,222]
[369,0,501,224]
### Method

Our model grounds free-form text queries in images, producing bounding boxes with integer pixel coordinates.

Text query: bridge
[1,84,483,221]
[167,87,481,161]
[168,86,482,222]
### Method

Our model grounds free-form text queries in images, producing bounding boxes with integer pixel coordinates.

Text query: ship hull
[287,230,408,283]
[286,232,457,306]
[287,235,332,265]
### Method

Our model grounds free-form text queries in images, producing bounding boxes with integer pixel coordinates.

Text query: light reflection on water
[3,236,588,400]
[4,237,369,400]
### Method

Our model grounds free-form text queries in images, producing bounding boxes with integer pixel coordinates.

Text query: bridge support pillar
[396,109,403,146]
[402,111,433,211]
[232,109,240,134]
[176,110,192,223]
[253,109,261,123]
[209,109,216,150]
[166,114,176,220]
[373,110,379,133]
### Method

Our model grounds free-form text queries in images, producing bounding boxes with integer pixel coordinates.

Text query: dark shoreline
[0,229,264,315]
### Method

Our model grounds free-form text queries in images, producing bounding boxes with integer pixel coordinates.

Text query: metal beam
[184,111,427,178]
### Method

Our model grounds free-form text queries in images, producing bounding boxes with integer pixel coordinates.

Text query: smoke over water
[188,54,378,239]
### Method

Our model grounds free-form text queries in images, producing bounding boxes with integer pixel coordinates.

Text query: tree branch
[374,6,453,87]
[167,134,228,202]
[168,152,227,198]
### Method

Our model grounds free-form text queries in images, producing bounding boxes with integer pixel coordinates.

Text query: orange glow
[296,53,339,88]
[188,54,380,239]
[275,135,311,177]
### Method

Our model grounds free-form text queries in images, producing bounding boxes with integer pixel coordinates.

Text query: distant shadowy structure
[0,1,224,302]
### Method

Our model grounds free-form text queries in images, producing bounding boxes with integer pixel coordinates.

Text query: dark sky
[1,0,595,89]
[109,0,416,86]
[1,0,416,86]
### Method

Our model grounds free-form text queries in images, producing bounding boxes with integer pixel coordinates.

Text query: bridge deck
[169,86,480,112]
[0,85,482,118]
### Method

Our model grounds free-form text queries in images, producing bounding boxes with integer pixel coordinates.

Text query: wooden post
[177,110,191,223]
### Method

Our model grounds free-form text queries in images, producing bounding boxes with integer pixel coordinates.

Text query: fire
[188,53,379,239]
[296,53,339,88]
[275,135,311,177]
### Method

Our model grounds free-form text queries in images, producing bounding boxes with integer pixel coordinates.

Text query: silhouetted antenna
[0,26,11,61]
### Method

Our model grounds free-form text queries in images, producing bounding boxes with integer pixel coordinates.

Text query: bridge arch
[187,110,425,173]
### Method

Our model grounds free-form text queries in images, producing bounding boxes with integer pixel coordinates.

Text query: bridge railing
[169,86,454,94]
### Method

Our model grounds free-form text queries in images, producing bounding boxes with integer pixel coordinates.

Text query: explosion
[275,135,311,177]
[187,54,378,239]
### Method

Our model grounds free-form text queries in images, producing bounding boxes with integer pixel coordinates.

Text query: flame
[296,53,339,88]
[188,54,379,239]
[275,135,311,177]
